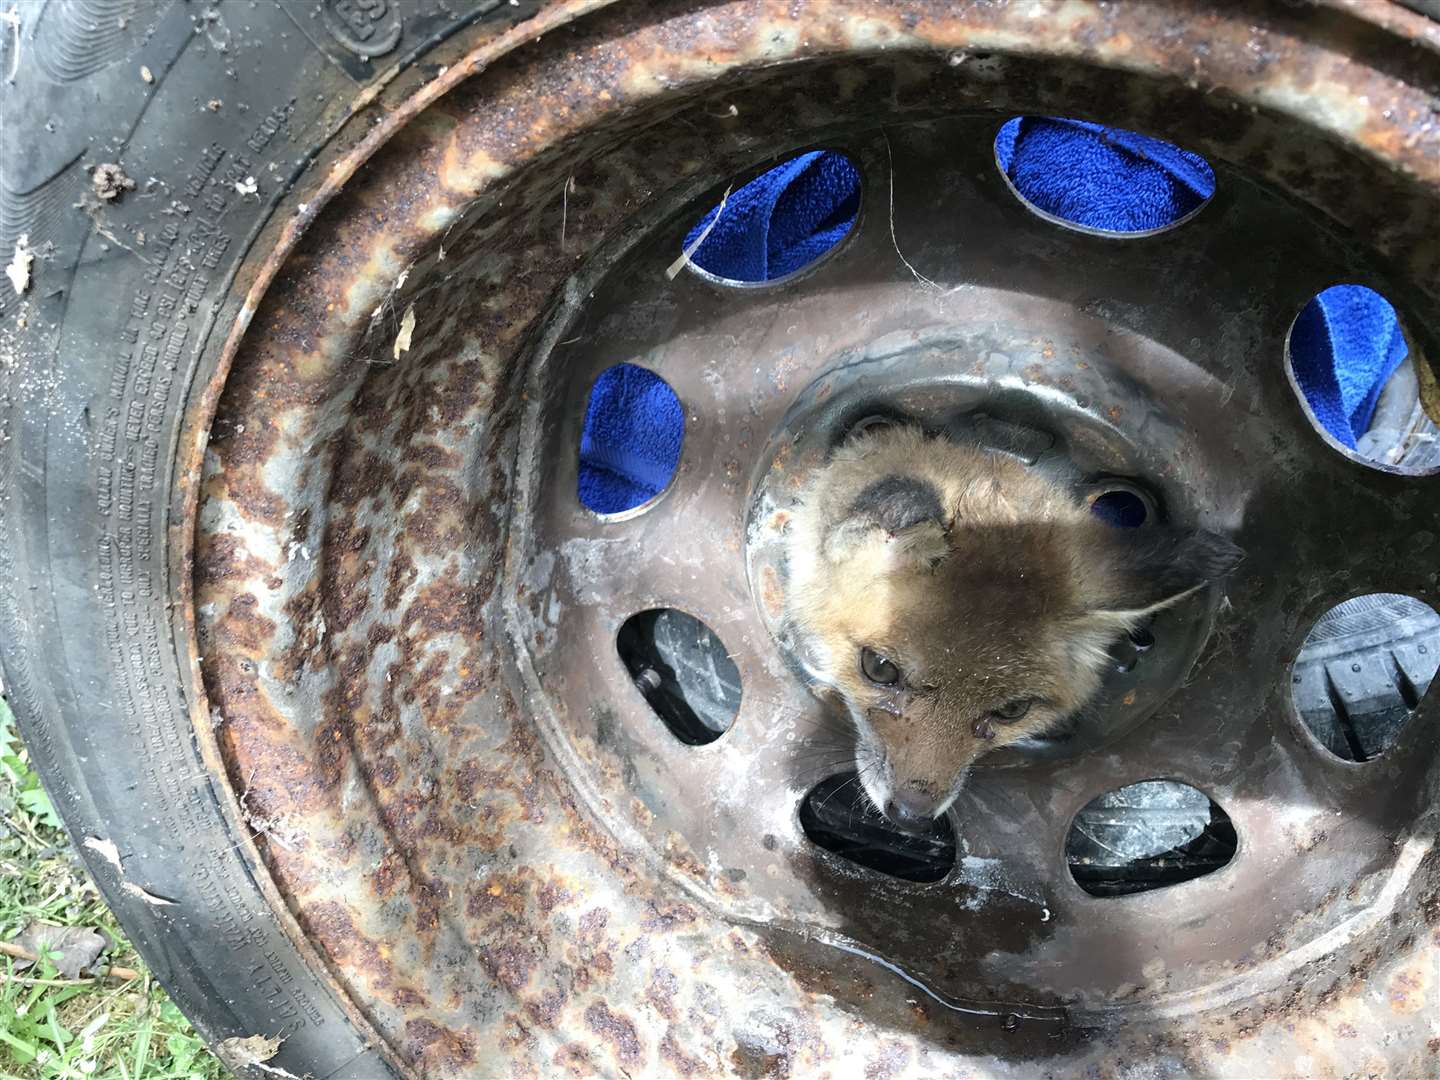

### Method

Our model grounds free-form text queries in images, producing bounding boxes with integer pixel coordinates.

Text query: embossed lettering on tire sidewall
[321,0,403,58]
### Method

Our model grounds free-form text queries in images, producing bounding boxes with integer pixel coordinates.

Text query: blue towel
[994,116,1215,234]
[683,150,862,283]
[578,364,684,514]
[579,120,1405,511]
[1288,285,1408,449]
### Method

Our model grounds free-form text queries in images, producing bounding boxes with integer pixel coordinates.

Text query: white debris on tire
[6,234,33,295]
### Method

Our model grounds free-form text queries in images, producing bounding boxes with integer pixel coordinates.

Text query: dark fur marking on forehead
[850,475,943,535]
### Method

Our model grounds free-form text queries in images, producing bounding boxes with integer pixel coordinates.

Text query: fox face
[784,425,1242,828]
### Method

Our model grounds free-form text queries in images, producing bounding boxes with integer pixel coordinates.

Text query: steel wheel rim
[191,3,1440,1073]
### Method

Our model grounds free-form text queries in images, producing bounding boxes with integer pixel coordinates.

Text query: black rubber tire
[0,3,544,1075]
[1292,594,1440,761]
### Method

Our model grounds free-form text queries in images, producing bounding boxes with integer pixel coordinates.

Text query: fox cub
[785,425,1242,827]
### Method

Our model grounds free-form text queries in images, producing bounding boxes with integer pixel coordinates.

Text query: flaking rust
[189,1,1440,1075]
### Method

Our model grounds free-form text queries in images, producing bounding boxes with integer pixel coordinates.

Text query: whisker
[786,745,855,762]
[790,764,860,786]
[815,773,861,813]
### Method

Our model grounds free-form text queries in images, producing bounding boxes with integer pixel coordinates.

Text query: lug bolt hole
[850,413,899,439]
[1087,483,1154,529]
[617,609,741,746]
[1067,780,1237,896]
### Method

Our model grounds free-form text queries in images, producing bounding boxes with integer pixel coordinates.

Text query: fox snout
[855,726,978,827]
[881,780,947,829]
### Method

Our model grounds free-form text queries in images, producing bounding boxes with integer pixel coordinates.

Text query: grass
[0,699,226,1079]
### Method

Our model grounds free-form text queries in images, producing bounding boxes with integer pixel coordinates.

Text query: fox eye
[859,647,901,686]
[990,698,1034,722]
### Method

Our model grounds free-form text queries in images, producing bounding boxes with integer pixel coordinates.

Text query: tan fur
[785,426,1227,821]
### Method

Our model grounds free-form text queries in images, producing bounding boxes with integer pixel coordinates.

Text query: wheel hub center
[744,334,1222,768]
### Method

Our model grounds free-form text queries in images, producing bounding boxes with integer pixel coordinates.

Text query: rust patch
[402,1018,476,1072]
[645,967,679,1021]
[731,1038,789,1080]
[660,1030,713,1077]
[524,987,568,1029]
[583,1001,643,1067]
[552,1042,594,1077]
[864,1041,911,1080]
[479,928,540,993]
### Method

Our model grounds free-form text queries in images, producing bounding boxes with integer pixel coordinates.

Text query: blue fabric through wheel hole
[578,125,1407,513]
[994,116,1216,234]
[683,150,862,284]
[578,364,684,515]
[1287,284,1408,451]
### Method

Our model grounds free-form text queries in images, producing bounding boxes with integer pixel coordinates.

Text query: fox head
[784,425,1242,827]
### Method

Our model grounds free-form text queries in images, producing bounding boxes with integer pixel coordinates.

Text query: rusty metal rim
[171,0,618,1068]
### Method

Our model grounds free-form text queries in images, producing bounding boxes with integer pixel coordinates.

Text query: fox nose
[883,789,937,829]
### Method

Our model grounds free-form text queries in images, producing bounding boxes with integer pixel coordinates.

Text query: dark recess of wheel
[1,3,1438,1079]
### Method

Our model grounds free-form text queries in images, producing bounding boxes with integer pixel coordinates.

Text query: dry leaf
[121,881,177,907]
[220,1034,302,1078]
[392,304,416,360]
[6,234,33,295]
[1415,342,1440,427]
[12,923,110,978]
[81,835,122,873]
[666,185,731,280]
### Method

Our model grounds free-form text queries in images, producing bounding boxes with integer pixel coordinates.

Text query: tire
[3,3,1438,1079]
[0,3,551,1075]
[1292,594,1440,761]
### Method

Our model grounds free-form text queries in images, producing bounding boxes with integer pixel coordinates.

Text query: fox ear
[822,475,951,572]
[1085,527,1244,624]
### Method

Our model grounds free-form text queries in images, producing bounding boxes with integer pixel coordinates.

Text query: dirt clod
[220,1034,282,1064]
[92,163,136,202]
